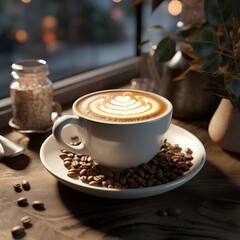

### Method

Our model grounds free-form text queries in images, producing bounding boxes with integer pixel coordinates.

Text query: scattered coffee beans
[32,200,45,211]
[59,138,194,189]
[22,180,31,191]
[11,180,46,237]
[11,225,25,238]
[17,197,28,207]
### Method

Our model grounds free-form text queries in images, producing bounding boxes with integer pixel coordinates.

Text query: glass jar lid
[11,59,49,74]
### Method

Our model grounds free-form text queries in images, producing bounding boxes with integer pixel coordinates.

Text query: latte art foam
[76,90,168,123]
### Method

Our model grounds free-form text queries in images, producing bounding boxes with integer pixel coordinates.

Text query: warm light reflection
[177,21,184,28]
[168,0,182,16]
[112,0,122,3]
[41,16,57,30]
[43,31,57,44]
[109,7,122,20]
[21,0,32,3]
[15,29,28,43]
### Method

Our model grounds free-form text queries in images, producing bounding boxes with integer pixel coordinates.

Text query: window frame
[0,2,144,129]
[0,57,141,129]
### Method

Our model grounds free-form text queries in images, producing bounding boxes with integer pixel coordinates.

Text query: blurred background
[0,0,178,99]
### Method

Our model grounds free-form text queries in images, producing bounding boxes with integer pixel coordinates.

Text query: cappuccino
[53,89,173,168]
[76,90,168,123]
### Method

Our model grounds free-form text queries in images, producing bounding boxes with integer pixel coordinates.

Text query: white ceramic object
[40,124,206,199]
[208,98,240,153]
[52,89,173,169]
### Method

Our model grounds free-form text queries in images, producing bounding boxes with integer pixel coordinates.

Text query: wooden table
[1,115,240,240]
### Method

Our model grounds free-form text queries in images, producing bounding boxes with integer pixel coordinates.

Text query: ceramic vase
[208,98,240,153]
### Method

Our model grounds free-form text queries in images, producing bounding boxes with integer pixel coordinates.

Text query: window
[0,0,138,99]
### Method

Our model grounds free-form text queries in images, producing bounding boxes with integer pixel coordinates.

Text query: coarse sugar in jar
[10,59,53,130]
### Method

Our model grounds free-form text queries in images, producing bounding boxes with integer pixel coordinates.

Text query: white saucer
[40,124,206,199]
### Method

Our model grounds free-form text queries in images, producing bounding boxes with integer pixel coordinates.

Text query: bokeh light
[168,0,182,16]
[21,0,32,3]
[43,31,57,44]
[109,7,122,20]
[15,29,28,43]
[41,16,57,30]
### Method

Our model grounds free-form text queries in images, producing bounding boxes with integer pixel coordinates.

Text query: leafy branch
[154,0,240,111]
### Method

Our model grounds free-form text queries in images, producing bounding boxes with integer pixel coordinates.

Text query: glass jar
[10,59,53,130]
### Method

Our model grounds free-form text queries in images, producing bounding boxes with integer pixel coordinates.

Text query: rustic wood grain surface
[0,116,240,240]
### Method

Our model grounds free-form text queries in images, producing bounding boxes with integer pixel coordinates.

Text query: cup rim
[72,89,173,125]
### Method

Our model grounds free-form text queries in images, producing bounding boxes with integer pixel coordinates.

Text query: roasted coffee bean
[106,178,114,185]
[104,170,114,178]
[21,215,32,228]
[156,169,163,179]
[21,215,31,224]
[113,172,120,181]
[73,156,80,161]
[22,180,30,191]
[185,154,193,160]
[64,161,72,169]
[60,139,194,189]
[13,183,22,192]
[89,181,99,186]
[180,164,190,172]
[93,176,104,183]
[59,153,68,159]
[11,225,25,238]
[166,207,181,216]
[119,177,127,185]
[87,175,94,182]
[67,169,80,177]
[80,176,87,182]
[82,163,92,169]
[79,169,87,177]
[32,200,45,210]
[185,148,193,154]
[148,165,157,174]
[102,181,108,187]
[114,182,122,189]
[146,179,154,187]
[61,149,71,153]
[157,209,168,216]
[17,197,28,207]
[72,160,79,168]
[63,157,73,162]
[67,153,74,158]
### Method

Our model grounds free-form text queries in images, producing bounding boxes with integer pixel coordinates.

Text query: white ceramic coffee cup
[52,89,172,169]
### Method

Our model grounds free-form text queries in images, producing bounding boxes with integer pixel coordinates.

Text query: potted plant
[153,0,240,152]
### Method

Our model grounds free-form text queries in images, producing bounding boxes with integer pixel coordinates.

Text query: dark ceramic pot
[147,50,220,120]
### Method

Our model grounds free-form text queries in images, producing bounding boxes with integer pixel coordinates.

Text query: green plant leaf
[155,37,176,62]
[226,80,240,112]
[226,80,240,99]
[191,26,219,56]
[204,0,233,26]
[201,53,222,73]
[204,75,228,98]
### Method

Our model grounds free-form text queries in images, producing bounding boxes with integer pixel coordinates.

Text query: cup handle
[51,101,62,122]
[52,115,89,155]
